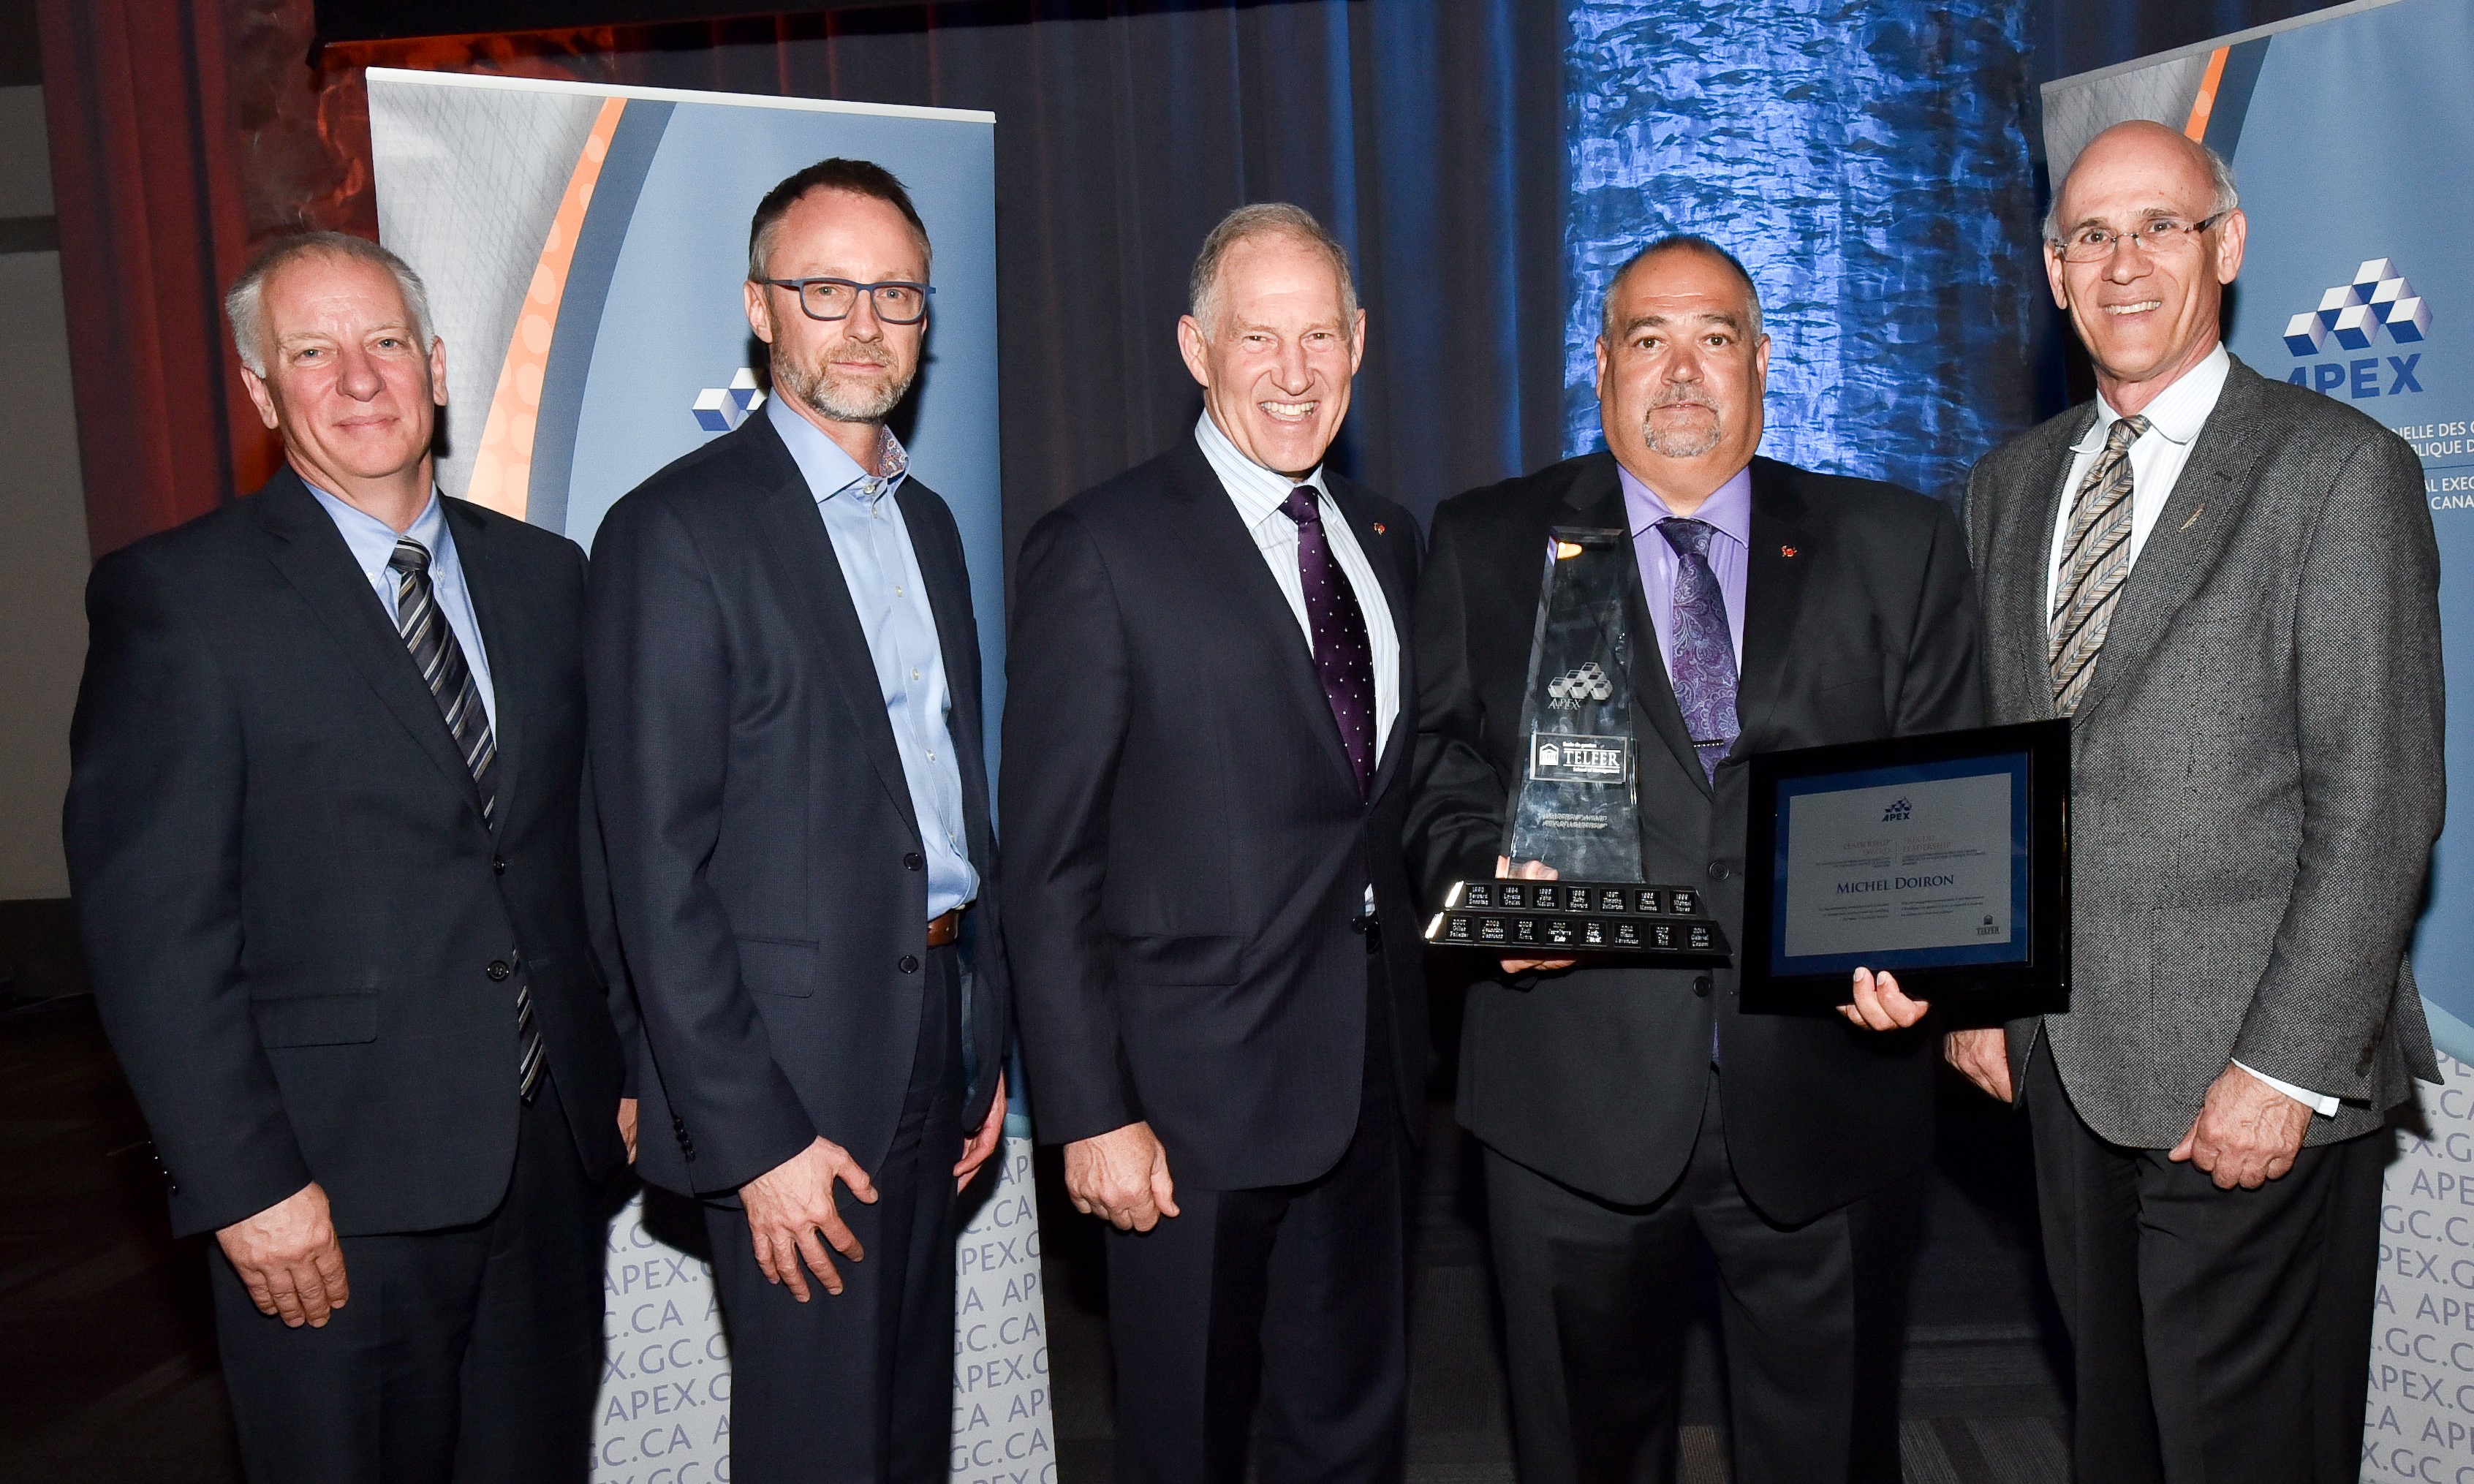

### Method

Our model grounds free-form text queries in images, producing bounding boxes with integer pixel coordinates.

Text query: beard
[1641,391,1724,459]
[776,346,915,423]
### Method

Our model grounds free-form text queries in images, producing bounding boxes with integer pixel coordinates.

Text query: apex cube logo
[2283,259,2428,402]
[1546,662,1614,710]
[1882,798,1912,823]
[692,368,767,432]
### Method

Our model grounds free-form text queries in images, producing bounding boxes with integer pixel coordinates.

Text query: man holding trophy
[1409,235,1982,1483]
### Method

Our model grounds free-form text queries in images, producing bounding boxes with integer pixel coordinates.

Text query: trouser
[212,1070,608,1484]
[2024,1039,2386,1483]
[1484,1070,1899,1484]
[703,940,967,1484]
[1105,952,1413,1484]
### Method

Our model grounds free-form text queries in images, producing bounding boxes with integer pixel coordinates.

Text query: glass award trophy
[1424,529,1728,960]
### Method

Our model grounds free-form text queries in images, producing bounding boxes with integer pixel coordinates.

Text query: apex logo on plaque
[1426,529,2070,1012]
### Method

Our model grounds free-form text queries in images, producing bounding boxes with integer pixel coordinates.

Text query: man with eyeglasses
[587,159,1012,1484]
[1951,119,2440,1479]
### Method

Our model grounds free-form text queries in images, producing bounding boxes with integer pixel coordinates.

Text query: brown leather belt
[926,906,965,947]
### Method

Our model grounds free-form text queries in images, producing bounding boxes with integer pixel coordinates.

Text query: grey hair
[1599,235,1764,343]
[1187,202,1359,336]
[2043,136,2240,243]
[225,232,435,377]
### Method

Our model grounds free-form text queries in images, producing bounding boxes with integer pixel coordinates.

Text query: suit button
[672,1116,686,1132]
[487,960,512,981]
[492,855,507,875]
[1706,861,1733,881]
[899,955,920,974]
[903,852,925,871]
[167,1183,180,1196]
[1692,975,1713,997]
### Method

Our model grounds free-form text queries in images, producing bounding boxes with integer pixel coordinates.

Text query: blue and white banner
[2048,4,2474,1474]
[366,68,1046,1484]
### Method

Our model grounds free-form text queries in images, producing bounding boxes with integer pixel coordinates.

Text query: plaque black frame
[1741,719,2070,1015]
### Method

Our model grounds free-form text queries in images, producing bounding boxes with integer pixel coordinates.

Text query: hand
[1064,1121,1179,1232]
[2171,1063,2314,1190]
[1838,967,1930,1031]
[954,1072,1007,1192]
[1495,856,1578,974]
[217,1182,349,1328]
[1944,1027,2014,1102]
[616,1098,639,1165]
[739,1136,879,1301]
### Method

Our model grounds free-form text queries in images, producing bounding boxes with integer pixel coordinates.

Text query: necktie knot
[387,537,433,579]
[1281,485,1323,530]
[1657,517,1717,560]
[2103,413,2151,455]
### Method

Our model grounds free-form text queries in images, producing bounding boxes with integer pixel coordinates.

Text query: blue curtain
[1562,0,2042,504]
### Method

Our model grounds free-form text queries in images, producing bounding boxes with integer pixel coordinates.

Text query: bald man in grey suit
[1950,121,2441,1482]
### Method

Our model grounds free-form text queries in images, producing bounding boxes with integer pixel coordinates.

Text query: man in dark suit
[64,232,633,1483]
[586,159,1010,1484]
[1410,236,1981,1483]
[1948,121,2441,1482]
[1005,202,1426,1484]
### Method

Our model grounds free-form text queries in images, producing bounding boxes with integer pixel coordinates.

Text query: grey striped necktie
[2047,414,2150,715]
[388,538,543,1100]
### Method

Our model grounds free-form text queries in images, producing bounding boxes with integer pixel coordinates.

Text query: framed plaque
[1740,720,2069,1011]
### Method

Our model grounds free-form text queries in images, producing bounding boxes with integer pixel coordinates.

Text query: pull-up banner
[2046,4,2474,1477]
[364,68,1048,1484]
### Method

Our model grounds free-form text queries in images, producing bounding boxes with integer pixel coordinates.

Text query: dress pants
[1105,950,1412,1484]
[211,1069,608,1484]
[1485,1070,1896,1484]
[2023,1038,2386,1484]
[704,941,967,1484]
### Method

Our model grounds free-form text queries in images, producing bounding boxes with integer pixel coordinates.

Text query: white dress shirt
[2041,342,2335,1119]
[1193,410,1401,757]
[309,482,497,735]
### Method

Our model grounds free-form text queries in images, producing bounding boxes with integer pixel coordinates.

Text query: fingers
[1151,1158,1180,1222]
[292,1260,336,1327]
[817,1205,865,1264]
[795,1224,844,1298]
[240,1266,281,1320]
[263,1265,309,1328]
[313,1241,348,1312]
[833,1158,880,1206]
[771,1227,813,1303]
[1499,957,1579,974]
[750,1220,784,1287]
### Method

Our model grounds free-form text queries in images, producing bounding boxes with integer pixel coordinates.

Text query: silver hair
[1598,235,1764,343]
[2043,136,2240,243]
[225,232,435,377]
[1187,202,1360,336]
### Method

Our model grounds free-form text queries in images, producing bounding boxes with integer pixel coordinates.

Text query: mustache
[1650,388,1717,412]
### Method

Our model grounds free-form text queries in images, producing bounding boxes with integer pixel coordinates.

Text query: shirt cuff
[2233,1060,2340,1118]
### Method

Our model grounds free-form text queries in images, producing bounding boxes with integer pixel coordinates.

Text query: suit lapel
[894,480,994,845]
[2072,359,2269,722]
[745,417,924,843]
[1991,410,2095,721]
[444,499,523,827]
[1736,459,1814,757]
[1326,475,1415,797]
[1163,441,1363,799]
[1561,456,1707,797]
[254,472,488,819]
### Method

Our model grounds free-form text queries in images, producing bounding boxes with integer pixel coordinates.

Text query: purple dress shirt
[1620,463,1752,675]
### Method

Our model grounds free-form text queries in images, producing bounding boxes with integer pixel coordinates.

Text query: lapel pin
[1780,546,1798,559]
[2178,504,2204,531]
[1372,521,1386,535]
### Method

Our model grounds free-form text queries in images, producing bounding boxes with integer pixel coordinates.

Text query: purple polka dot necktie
[1657,518,1739,784]
[1282,486,1377,800]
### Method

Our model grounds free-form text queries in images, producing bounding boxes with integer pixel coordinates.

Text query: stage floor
[0,995,2067,1483]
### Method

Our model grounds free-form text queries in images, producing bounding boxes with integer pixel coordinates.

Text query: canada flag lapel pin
[1372,521,1387,535]
[1780,545,1798,559]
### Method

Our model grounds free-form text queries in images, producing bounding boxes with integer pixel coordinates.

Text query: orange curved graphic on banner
[464,95,627,520]
[2184,46,2231,142]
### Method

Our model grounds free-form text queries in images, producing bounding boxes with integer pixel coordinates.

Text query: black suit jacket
[64,469,630,1240]
[586,411,1010,1198]
[1002,439,1428,1192]
[1410,453,1981,1224]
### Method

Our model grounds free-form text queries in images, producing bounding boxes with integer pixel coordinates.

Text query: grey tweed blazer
[1966,353,2443,1148]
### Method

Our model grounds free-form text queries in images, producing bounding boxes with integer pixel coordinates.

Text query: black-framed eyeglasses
[757,276,934,325]
[2049,212,2227,263]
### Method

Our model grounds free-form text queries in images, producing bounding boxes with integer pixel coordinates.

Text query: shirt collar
[767,393,909,507]
[1619,461,1753,550]
[2073,341,2231,453]
[304,479,449,584]
[1194,409,1329,529]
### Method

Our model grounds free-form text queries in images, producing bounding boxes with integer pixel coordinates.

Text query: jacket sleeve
[2232,429,2445,1098]
[1405,501,1513,903]
[586,496,817,1192]
[64,550,311,1237]
[999,508,1137,1146]
[1894,499,1987,737]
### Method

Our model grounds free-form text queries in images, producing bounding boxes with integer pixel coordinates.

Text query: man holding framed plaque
[1410,236,1981,1483]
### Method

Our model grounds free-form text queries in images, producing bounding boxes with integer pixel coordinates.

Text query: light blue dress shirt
[308,482,497,735]
[765,395,979,919]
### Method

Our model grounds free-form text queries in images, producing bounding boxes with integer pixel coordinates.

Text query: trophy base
[1424,879,1731,959]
